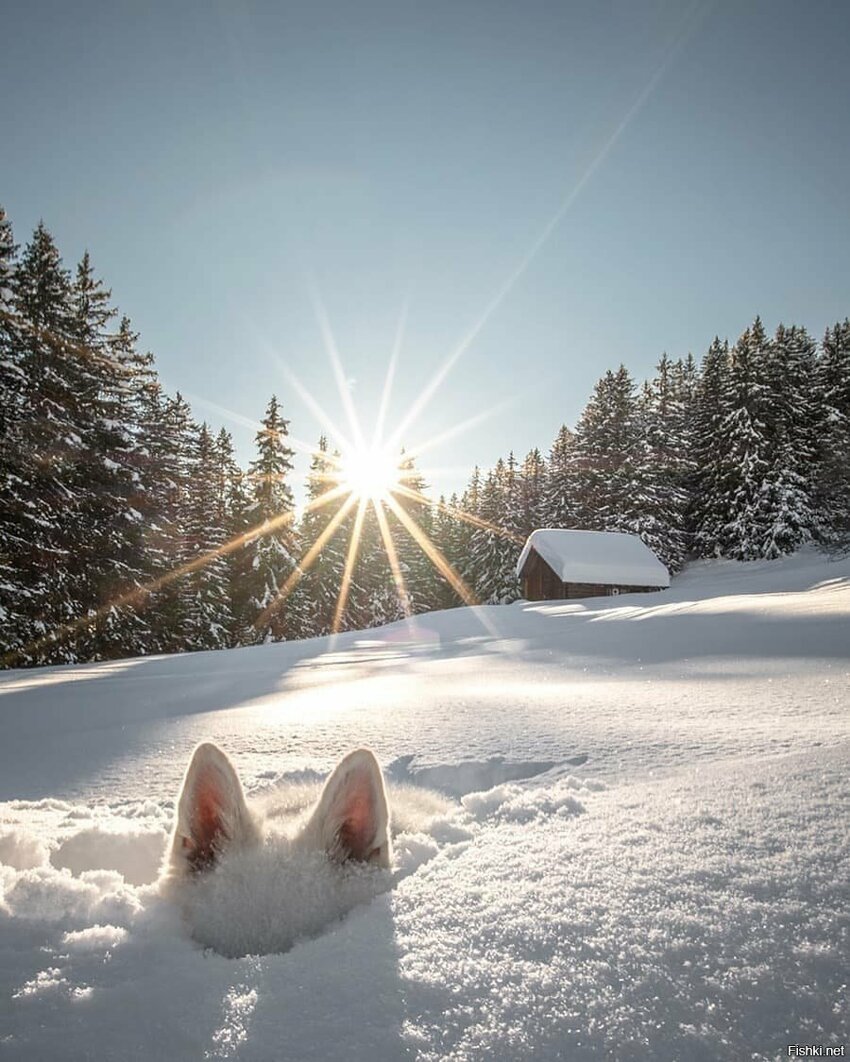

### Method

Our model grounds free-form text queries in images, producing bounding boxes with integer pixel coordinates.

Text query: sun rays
[239,3,713,645]
[1,3,711,669]
[228,290,530,641]
[264,290,508,633]
[0,301,507,668]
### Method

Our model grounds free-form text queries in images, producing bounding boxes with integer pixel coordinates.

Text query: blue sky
[3,0,849,502]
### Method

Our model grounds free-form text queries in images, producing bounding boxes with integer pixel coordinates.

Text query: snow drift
[0,549,848,1060]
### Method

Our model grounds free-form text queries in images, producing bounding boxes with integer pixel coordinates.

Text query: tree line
[451,317,850,604]
[1,205,848,667]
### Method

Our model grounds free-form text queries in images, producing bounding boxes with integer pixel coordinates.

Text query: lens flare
[338,445,402,502]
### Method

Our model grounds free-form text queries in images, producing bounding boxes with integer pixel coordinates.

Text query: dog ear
[169,742,260,877]
[308,749,392,867]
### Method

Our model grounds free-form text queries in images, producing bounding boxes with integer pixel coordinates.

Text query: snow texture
[0,549,848,1060]
[516,528,671,587]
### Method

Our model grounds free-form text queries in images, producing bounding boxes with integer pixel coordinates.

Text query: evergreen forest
[2,206,849,667]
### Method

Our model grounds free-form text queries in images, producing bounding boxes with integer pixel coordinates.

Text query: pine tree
[470,458,521,603]
[214,427,254,645]
[571,366,641,534]
[245,395,299,642]
[672,352,699,538]
[456,466,482,591]
[354,501,400,629]
[815,320,850,548]
[691,338,732,557]
[14,222,74,337]
[8,223,82,662]
[144,391,197,653]
[107,317,165,651]
[713,318,773,559]
[541,424,575,528]
[519,447,546,539]
[392,452,436,617]
[71,252,114,348]
[0,207,29,658]
[758,324,819,556]
[68,254,149,659]
[431,494,465,610]
[633,354,692,570]
[298,436,349,636]
[181,424,234,650]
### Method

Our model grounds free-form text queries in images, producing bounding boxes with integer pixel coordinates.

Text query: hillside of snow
[1,549,848,1060]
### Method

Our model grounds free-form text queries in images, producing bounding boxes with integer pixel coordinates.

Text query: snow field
[0,549,848,1059]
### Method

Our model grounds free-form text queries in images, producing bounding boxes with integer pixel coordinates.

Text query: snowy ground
[1,549,848,1060]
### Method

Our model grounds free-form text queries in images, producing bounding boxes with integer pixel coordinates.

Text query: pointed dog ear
[168,742,260,877]
[308,749,392,868]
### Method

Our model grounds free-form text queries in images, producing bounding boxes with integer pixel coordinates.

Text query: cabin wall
[563,583,663,598]
[519,549,664,601]
[521,551,564,601]
[563,582,608,599]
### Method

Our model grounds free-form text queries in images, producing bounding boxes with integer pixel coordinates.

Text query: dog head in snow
[164,742,393,882]
[160,742,393,955]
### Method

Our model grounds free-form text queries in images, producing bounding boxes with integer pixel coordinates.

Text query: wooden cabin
[516,529,670,602]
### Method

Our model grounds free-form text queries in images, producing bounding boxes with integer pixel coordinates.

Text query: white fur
[162,742,263,885]
[161,743,402,956]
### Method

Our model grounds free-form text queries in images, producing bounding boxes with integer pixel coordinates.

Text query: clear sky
[3,0,849,502]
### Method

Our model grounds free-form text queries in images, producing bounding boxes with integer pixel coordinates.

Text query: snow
[516,528,671,587]
[1,548,849,1059]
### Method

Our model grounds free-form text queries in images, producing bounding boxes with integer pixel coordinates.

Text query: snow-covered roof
[516,529,670,587]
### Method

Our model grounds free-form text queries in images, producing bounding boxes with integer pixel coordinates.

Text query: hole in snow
[166,776,460,959]
[385,755,572,797]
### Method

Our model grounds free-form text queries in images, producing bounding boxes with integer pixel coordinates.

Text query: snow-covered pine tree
[14,221,75,338]
[815,319,850,549]
[211,427,253,646]
[245,395,300,642]
[632,354,691,571]
[297,436,349,636]
[541,424,575,528]
[0,206,29,660]
[502,450,526,559]
[758,324,819,557]
[571,365,641,535]
[392,451,437,617]
[671,353,699,539]
[8,223,83,662]
[431,493,464,610]
[354,500,400,630]
[181,423,234,651]
[690,337,732,557]
[456,465,482,590]
[469,466,499,601]
[67,253,150,660]
[714,317,773,559]
[144,390,197,653]
[470,457,521,603]
[107,316,163,600]
[519,447,546,540]
[673,352,699,412]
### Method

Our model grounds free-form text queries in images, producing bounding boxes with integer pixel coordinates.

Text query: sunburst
[1,289,518,670]
[336,444,404,503]
[244,293,520,640]
[2,11,714,669]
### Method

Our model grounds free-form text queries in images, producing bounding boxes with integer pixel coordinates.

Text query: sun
[338,444,402,502]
